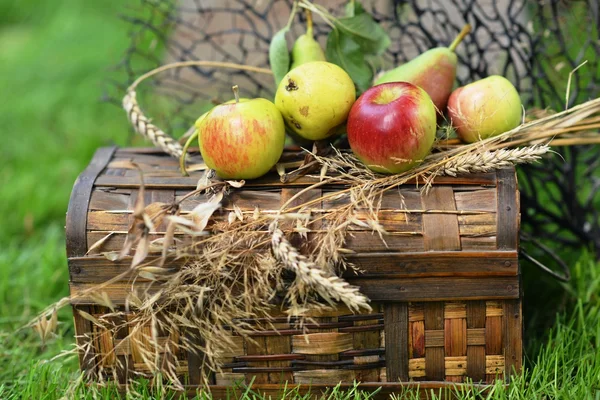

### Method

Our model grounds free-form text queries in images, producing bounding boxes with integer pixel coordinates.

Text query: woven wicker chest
[66,146,522,398]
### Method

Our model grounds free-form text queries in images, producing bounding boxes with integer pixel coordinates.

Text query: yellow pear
[274,61,356,141]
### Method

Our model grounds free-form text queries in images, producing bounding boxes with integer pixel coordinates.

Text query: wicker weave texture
[76,299,520,385]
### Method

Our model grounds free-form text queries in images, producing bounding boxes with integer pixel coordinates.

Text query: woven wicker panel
[406,300,521,384]
[82,304,385,385]
[81,299,521,385]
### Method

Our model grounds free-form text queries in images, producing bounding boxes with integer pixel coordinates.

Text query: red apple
[198,86,285,179]
[347,82,437,174]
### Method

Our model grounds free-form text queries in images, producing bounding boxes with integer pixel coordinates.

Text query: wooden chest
[66,146,522,397]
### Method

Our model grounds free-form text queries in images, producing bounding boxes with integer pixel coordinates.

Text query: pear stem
[448,24,472,52]
[305,8,314,37]
[232,85,240,103]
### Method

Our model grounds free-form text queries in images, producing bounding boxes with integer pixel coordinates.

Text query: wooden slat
[292,369,355,384]
[341,233,425,253]
[486,301,504,317]
[485,355,505,375]
[348,276,520,302]
[68,250,518,284]
[343,251,518,278]
[467,328,486,346]
[113,313,131,384]
[383,303,408,382]
[66,146,117,257]
[246,335,269,384]
[186,328,210,385]
[292,333,353,355]
[421,187,461,251]
[424,330,444,348]
[265,323,293,384]
[424,302,444,381]
[224,189,282,208]
[408,303,424,322]
[323,188,422,210]
[485,315,503,356]
[461,236,497,250]
[408,358,426,378]
[89,189,131,211]
[444,302,467,319]
[467,301,486,328]
[444,320,467,356]
[485,304,503,383]
[73,305,96,379]
[503,299,522,379]
[95,170,498,189]
[496,168,519,250]
[215,372,245,386]
[466,301,486,382]
[444,302,467,382]
[410,320,425,358]
[334,210,423,232]
[352,316,382,382]
[454,189,498,212]
[69,278,519,305]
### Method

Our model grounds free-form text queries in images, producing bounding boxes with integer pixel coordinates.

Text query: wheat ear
[439,145,550,177]
[270,224,371,312]
[123,91,184,158]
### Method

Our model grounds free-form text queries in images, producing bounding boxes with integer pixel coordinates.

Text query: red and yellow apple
[447,75,522,143]
[347,82,437,174]
[198,87,285,180]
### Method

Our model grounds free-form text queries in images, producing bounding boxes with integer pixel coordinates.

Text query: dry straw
[28,60,600,389]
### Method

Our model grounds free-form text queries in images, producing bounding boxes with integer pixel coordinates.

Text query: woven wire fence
[107,0,600,258]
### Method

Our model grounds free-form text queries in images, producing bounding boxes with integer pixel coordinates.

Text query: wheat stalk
[439,144,550,177]
[122,92,184,158]
[270,223,371,312]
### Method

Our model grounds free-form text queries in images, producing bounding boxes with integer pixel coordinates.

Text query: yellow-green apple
[275,61,356,141]
[197,86,285,180]
[347,82,437,174]
[447,75,522,143]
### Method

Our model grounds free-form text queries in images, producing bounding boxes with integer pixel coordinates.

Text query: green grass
[1,0,600,399]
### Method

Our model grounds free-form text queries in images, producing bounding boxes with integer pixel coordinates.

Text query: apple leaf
[326,1,390,94]
[269,28,290,87]
[334,13,391,56]
[344,1,365,17]
[326,28,373,94]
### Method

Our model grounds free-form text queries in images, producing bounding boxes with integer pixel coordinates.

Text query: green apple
[447,76,522,143]
[197,86,285,180]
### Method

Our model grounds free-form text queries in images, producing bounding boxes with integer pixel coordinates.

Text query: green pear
[374,24,471,114]
[447,75,522,143]
[290,34,326,70]
[275,61,356,141]
[290,10,325,70]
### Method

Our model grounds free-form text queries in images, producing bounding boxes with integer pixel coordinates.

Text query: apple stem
[232,85,240,103]
[305,8,314,37]
[449,24,472,52]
